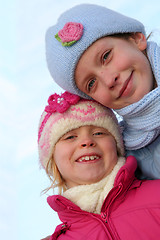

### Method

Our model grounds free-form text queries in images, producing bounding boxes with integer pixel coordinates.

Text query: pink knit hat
[38,91,124,173]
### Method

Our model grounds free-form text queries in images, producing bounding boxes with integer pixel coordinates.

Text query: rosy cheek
[96,93,111,106]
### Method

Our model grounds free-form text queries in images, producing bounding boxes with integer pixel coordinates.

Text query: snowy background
[0,0,160,239]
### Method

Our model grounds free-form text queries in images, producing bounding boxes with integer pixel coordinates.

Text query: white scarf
[115,41,160,150]
[63,157,125,214]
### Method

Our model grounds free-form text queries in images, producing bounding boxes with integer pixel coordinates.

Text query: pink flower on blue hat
[45,91,80,113]
[55,22,83,46]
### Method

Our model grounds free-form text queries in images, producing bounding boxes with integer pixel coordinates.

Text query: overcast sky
[0,0,160,239]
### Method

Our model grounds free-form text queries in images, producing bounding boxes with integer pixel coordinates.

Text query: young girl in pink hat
[38,91,160,240]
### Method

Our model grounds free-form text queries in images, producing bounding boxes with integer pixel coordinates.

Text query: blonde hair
[42,153,67,195]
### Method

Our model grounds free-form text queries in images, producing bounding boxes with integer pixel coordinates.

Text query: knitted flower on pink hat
[55,22,83,46]
[38,92,80,143]
[45,91,80,113]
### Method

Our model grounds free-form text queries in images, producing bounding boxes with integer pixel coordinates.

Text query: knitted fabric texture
[63,157,125,214]
[115,41,160,150]
[38,92,124,173]
[45,3,145,98]
[55,22,83,46]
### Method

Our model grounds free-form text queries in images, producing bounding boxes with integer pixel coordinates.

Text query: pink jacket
[47,156,160,240]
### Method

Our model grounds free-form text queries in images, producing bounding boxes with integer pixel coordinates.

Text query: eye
[102,50,111,63]
[94,131,104,136]
[87,78,96,92]
[65,135,76,140]
[93,129,110,136]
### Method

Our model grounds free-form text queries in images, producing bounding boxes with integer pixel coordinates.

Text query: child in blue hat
[45,4,160,179]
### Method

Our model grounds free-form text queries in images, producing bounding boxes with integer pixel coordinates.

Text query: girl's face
[75,33,154,109]
[54,125,118,188]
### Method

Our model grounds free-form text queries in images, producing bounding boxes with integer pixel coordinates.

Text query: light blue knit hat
[46,4,145,99]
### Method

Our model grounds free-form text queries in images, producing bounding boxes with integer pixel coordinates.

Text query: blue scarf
[116,41,160,150]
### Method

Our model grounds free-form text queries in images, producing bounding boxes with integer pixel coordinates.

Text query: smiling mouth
[76,155,100,163]
[118,71,133,98]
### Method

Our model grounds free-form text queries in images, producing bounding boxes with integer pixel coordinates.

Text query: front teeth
[78,156,99,162]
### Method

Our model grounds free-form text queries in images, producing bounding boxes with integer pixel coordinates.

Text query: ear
[130,33,147,51]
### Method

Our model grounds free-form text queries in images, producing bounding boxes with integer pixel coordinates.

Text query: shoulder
[140,179,160,191]
[131,179,160,205]
[127,135,160,179]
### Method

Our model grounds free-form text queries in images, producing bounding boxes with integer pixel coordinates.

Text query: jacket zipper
[101,184,123,240]
[67,205,118,240]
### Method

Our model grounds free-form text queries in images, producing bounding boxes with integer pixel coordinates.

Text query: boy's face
[54,125,118,188]
[75,33,154,109]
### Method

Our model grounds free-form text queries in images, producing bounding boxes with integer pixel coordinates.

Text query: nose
[80,138,96,148]
[81,142,95,147]
[100,71,119,89]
